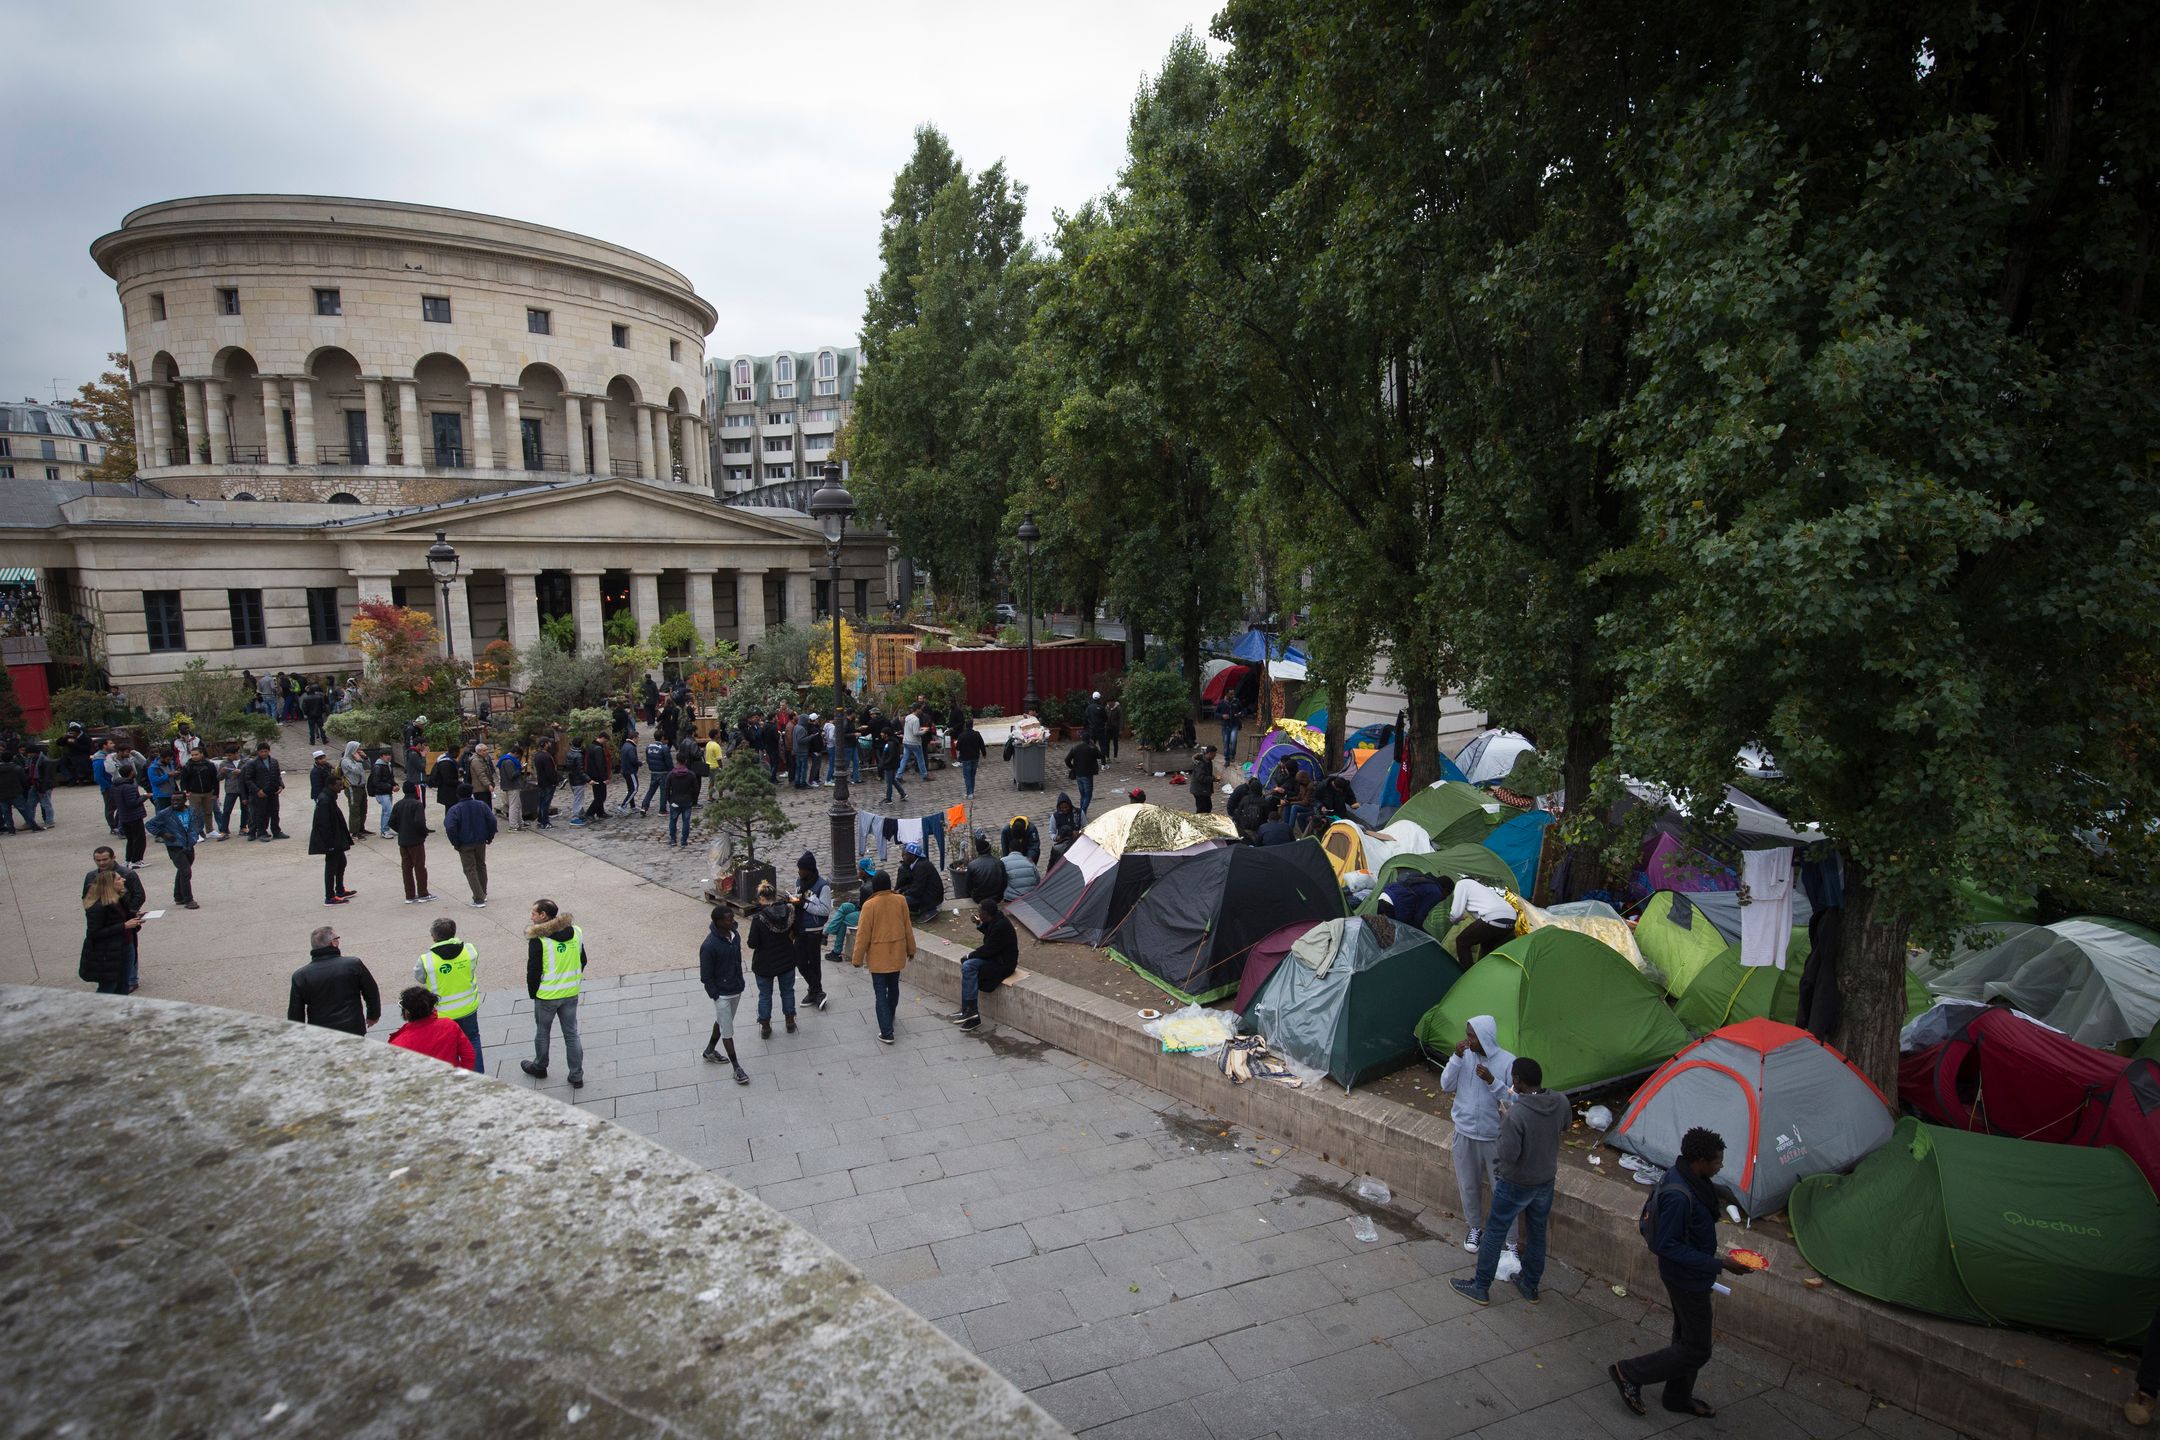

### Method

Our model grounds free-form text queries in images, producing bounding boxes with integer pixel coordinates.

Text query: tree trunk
[1554,705,1612,901]
[1831,862,1914,1096]
[1399,653,1442,788]
[1324,679,1349,773]
[1179,602,1204,743]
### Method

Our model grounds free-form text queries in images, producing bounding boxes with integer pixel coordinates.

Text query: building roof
[0,477,106,528]
[0,401,106,441]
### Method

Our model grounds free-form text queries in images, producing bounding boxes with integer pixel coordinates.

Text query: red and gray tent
[1607,1018,1894,1215]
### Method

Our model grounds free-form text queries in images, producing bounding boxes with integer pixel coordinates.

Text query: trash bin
[1011,740,1047,791]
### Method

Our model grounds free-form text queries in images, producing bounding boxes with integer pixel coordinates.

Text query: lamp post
[808,462,858,907]
[425,529,461,660]
[1017,513,1040,716]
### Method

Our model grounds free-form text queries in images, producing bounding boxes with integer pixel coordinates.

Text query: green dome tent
[1391,782,1512,848]
[1413,929,1690,1092]
[1243,918,1463,1090]
[1790,1117,2160,1344]
[1356,845,1521,932]
[1634,890,1736,997]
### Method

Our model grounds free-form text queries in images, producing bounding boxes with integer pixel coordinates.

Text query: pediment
[345,478,818,546]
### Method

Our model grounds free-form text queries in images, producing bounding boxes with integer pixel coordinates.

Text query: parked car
[994,603,1018,624]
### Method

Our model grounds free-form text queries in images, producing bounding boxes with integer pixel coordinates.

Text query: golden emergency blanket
[1506,894,1657,979]
[1082,802,1239,856]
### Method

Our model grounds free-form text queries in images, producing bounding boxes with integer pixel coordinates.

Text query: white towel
[1739,848,1795,968]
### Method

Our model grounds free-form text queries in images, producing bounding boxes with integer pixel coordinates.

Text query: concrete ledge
[0,985,1064,1439]
[904,932,2128,1440]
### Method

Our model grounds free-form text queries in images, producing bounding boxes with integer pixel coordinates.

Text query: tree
[0,663,23,735]
[702,746,791,868]
[853,127,1042,598]
[649,611,701,666]
[1604,4,2160,1088]
[1121,665,1190,769]
[73,352,137,482]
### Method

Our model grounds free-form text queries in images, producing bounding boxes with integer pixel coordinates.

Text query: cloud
[0,0,1221,399]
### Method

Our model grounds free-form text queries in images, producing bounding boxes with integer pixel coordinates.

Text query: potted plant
[702,746,789,901]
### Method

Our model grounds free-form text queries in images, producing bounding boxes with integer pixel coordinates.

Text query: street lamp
[425,529,461,660]
[1017,514,1040,716]
[808,462,859,907]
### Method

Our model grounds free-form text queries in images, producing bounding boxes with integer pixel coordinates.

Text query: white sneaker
[1463,1227,1481,1254]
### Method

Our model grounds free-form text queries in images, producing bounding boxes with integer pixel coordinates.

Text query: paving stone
[964,1289,1084,1346]
[869,1206,976,1253]
[1209,1316,1341,1382]
[1078,1399,1208,1440]
[847,1153,944,1194]
[1084,1223,1195,1276]
[1473,1393,1612,1440]
[1387,1314,1516,1380]
[994,1243,1108,1296]
[1191,1370,1334,1440]
[1062,1270,1182,1324]
[889,1270,1011,1321]
[1107,1340,1235,1415]
[1030,1370,1135,1432]
[1306,1287,1427,1346]
[1131,1290,1253,1351]
[1228,1267,1351,1322]
[1036,1316,1156,1383]
[930,1223,1039,1273]
[853,1245,940,1289]
[1377,1369,1517,1438]
[976,1339,1050,1392]
[754,1167,857,1212]
[1289,1338,1425,1406]
[962,1184,1074,1231]
[1023,1205,1129,1253]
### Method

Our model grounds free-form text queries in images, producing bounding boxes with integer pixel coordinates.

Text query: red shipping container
[8,663,50,733]
[912,644,1126,716]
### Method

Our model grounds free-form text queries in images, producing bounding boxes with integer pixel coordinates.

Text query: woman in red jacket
[388,986,478,1070]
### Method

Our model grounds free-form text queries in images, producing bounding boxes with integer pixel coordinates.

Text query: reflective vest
[423,940,480,1020]
[536,926,584,1000]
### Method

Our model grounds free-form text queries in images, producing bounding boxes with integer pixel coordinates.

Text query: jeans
[641,773,665,811]
[903,742,928,777]
[1075,775,1094,819]
[668,801,693,846]
[36,790,54,825]
[1220,721,1241,759]
[871,971,900,1038]
[375,792,394,835]
[453,1012,484,1073]
[756,970,797,1023]
[532,995,583,1081]
[960,759,977,797]
[167,845,194,904]
[1472,1178,1552,1293]
[1620,1284,1715,1410]
[533,783,557,827]
[5,795,34,830]
[218,793,240,835]
[845,747,862,782]
[790,753,807,788]
[960,955,985,1014]
[1453,1131,1518,1246]
[883,769,907,803]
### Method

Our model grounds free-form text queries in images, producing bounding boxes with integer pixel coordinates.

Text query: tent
[1318,819,1432,881]
[1008,806,1238,944]
[1344,737,1411,824]
[1638,886,1816,955]
[1201,664,1253,706]
[1412,929,1691,1092]
[1900,1006,2160,1191]
[1357,845,1522,924]
[1634,890,1740,997]
[1607,1019,1894,1215]
[1927,916,2160,1049]
[1223,627,1310,681]
[1252,732,1323,789]
[1242,917,1465,1090]
[1231,921,1326,1016]
[1510,896,1655,980]
[1105,840,1345,1004]
[1393,781,1514,848]
[1790,1117,2160,1344]
[1454,729,1535,787]
[1660,925,1930,1032]
[1482,810,1552,893]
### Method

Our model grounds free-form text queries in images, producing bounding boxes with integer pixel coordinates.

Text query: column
[130,390,149,466]
[292,377,316,465]
[686,568,715,643]
[468,384,494,471]
[563,395,584,474]
[677,416,698,489]
[633,406,656,480]
[397,380,422,468]
[571,570,605,655]
[182,381,207,465]
[443,575,473,658]
[630,571,660,676]
[353,570,395,605]
[500,387,522,472]
[147,384,172,468]
[786,570,815,626]
[590,400,612,476]
[362,379,387,467]
[204,383,230,464]
[260,379,285,463]
[736,567,767,647]
[697,420,713,489]
[504,569,540,651]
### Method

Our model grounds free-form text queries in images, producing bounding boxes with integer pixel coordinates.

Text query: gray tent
[1241,917,1463,1090]
[1008,833,1227,945]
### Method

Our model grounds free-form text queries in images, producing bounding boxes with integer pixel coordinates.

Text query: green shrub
[604,609,640,646]
[918,631,949,652]
[978,704,1006,718]
[996,624,1024,647]
[326,709,404,747]
[1121,667,1190,754]
[45,686,121,733]
[566,706,612,741]
[539,613,578,654]
[522,643,616,721]
[881,664,966,719]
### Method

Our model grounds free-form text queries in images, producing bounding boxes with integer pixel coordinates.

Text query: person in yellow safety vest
[415,915,484,1074]
[520,897,587,1089]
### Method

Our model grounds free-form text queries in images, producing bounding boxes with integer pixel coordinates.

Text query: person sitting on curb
[963,831,1008,907]
[945,893,1017,1032]
[388,986,478,1070]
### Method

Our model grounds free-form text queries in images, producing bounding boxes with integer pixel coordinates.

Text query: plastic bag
[1583,1104,1613,1131]
[1143,1003,1240,1055]
[1355,1177,1392,1207]
[1495,1249,1522,1282]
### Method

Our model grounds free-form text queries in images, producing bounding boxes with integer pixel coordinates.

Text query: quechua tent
[1790,1117,2160,1344]
[1606,1019,1893,1215]
[1927,916,2160,1049]
[1412,929,1690,1092]
[1393,781,1515,848]
[1105,841,1344,1004]
[1242,917,1464,1090]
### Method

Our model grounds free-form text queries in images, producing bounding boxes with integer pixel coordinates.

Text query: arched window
[229,491,257,501]
[328,492,361,504]
[731,359,752,402]
[773,354,795,400]
[815,349,838,396]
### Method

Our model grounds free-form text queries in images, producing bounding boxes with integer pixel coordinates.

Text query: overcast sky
[0,0,1222,403]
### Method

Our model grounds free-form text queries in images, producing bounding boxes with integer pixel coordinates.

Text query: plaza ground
[0,769,1975,1439]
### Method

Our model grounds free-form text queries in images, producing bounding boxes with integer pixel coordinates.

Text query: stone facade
[0,401,111,485]
[705,345,858,494]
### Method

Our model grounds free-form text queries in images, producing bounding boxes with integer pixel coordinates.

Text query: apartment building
[705,346,859,494]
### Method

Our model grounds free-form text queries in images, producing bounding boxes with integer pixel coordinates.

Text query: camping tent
[1634,891,1740,996]
[1790,1117,2160,1343]
[1201,664,1253,706]
[1393,781,1513,848]
[1900,1006,2160,1191]
[1454,729,1535,787]
[1105,840,1345,1003]
[1318,819,1433,881]
[1008,805,1238,944]
[1252,732,1323,789]
[1607,1019,1894,1215]
[1242,917,1465,1089]
[1926,917,2160,1049]
[1345,737,1411,824]
[1653,922,1929,1032]
[1357,845,1522,924]
[1482,810,1552,893]
[1224,627,1310,681]
[1231,921,1326,1016]
[1412,929,1690,1092]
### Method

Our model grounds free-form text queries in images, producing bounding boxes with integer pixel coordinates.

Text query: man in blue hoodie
[1609,1126,1753,1420]
[444,784,499,908]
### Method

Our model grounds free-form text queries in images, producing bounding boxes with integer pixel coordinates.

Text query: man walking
[901,703,928,780]
[616,728,641,814]
[640,732,671,814]
[415,915,484,1073]
[143,796,200,909]
[390,782,437,903]
[1064,734,1103,821]
[286,924,382,1036]
[1451,1056,1572,1305]
[520,898,585,1089]
[1608,1127,1755,1421]
[699,905,751,1084]
[445,784,497,908]
[852,871,916,1045]
[244,742,286,841]
[956,719,985,799]
[879,727,908,804]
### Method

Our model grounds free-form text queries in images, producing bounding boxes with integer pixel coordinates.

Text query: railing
[317,444,365,465]
[609,458,644,478]
[228,445,269,464]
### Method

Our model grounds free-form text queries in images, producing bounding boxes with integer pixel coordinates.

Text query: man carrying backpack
[640,733,672,814]
[496,743,526,830]
[1608,1126,1754,1421]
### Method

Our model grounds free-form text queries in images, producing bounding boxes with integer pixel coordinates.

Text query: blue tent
[1224,629,1309,670]
[1483,810,1554,893]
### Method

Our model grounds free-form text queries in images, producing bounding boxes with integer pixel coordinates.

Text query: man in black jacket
[180,749,218,840]
[1609,1126,1754,1421]
[429,749,461,813]
[962,831,1007,906]
[1064,737,1103,821]
[287,924,382,1035]
[244,743,286,841]
[945,895,1017,1032]
[530,742,559,828]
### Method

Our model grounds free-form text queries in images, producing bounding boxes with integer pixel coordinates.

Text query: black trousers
[1454,919,1516,969]
[1621,1283,1714,1409]
[167,845,194,905]
[122,818,146,864]
[2139,1307,2160,1395]
[796,944,824,1002]
[323,850,347,901]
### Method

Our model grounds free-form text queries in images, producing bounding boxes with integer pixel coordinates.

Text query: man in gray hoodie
[1442,1015,1517,1253]
[1451,1056,1572,1306]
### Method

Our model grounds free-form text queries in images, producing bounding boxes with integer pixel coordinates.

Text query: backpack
[1638,1171,1692,1249]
